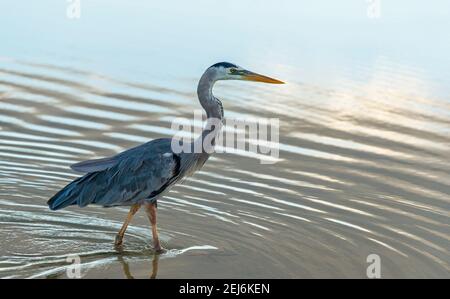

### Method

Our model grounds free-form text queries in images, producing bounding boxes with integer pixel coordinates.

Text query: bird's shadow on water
[112,244,218,279]
[114,245,160,279]
[116,252,160,279]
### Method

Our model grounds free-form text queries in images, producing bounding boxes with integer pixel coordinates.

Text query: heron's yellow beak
[242,71,285,84]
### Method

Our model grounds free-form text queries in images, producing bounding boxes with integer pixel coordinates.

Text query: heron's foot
[115,234,124,246]
[153,244,166,254]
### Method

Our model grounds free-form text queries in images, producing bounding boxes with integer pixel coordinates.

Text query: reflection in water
[114,245,219,279]
[117,251,159,279]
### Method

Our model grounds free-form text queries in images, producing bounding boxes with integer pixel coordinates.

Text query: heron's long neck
[197,71,223,119]
[195,70,223,152]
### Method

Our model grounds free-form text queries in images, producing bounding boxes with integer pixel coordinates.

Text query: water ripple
[0,58,448,278]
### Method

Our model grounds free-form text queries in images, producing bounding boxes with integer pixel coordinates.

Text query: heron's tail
[47,181,78,210]
[47,174,94,210]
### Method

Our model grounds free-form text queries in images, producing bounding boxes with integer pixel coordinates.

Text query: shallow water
[0,1,449,278]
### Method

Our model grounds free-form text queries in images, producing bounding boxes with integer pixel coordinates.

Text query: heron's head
[208,62,284,84]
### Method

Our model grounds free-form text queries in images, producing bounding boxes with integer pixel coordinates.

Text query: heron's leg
[145,202,163,253]
[115,204,141,246]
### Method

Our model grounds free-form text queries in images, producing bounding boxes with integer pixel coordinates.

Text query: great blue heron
[47,62,284,252]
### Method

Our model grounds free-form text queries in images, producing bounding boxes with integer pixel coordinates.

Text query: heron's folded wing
[70,156,120,173]
[77,152,180,207]
[70,138,172,173]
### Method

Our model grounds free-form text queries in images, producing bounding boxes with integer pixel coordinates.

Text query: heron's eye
[229,68,237,74]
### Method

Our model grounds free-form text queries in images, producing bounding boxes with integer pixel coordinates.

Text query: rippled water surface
[0,1,449,278]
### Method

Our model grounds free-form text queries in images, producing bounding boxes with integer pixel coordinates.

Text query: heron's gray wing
[49,149,180,210]
[70,139,170,173]
[70,156,120,173]
[81,151,180,207]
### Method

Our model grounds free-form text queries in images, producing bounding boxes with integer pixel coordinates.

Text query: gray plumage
[47,62,283,211]
[48,67,219,210]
